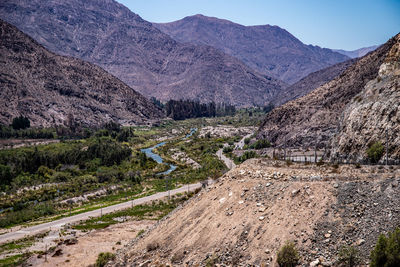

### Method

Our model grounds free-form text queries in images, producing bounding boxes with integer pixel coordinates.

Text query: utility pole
[314,144,317,163]
[284,136,287,161]
[45,244,47,262]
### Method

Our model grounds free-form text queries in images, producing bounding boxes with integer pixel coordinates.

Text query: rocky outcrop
[330,35,400,162]
[154,14,349,84]
[0,19,164,127]
[257,34,397,149]
[0,0,285,106]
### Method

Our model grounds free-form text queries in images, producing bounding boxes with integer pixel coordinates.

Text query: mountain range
[333,45,379,59]
[0,19,163,127]
[0,0,285,107]
[154,14,350,84]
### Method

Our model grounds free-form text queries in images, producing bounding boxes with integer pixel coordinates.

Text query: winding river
[141,128,197,175]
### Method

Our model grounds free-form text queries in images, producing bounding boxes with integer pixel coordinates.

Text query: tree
[277,241,300,267]
[370,228,400,267]
[370,234,388,267]
[11,116,30,130]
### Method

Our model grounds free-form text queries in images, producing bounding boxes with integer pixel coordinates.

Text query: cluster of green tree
[150,97,164,109]
[11,116,30,130]
[165,100,236,120]
[0,136,131,187]
[0,124,55,139]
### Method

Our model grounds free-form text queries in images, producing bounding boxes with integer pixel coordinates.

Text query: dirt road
[0,182,204,244]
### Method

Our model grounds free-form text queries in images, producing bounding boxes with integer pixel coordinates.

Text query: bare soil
[110,159,400,266]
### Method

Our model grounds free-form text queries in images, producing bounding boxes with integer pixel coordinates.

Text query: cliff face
[155,14,349,84]
[0,19,164,127]
[257,34,397,149]
[0,0,285,106]
[330,35,400,162]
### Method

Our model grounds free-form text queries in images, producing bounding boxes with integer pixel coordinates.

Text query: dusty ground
[27,220,155,267]
[110,159,400,267]
[199,126,255,138]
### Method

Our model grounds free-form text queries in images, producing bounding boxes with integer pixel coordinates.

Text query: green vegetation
[367,142,384,164]
[0,112,264,229]
[277,241,300,267]
[95,252,115,267]
[73,197,185,231]
[249,139,271,149]
[0,124,55,139]
[0,254,26,267]
[338,245,361,267]
[370,228,400,267]
[11,116,30,130]
[234,151,258,164]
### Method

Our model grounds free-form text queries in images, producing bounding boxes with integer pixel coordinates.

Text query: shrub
[223,146,233,153]
[236,151,257,163]
[370,228,400,267]
[95,252,115,267]
[277,241,300,267]
[338,245,360,267]
[367,142,384,164]
[244,138,251,145]
[249,139,271,149]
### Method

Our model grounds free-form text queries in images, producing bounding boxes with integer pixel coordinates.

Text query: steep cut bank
[257,34,398,149]
[0,0,285,106]
[154,14,349,84]
[330,35,400,162]
[0,19,163,127]
[109,159,400,266]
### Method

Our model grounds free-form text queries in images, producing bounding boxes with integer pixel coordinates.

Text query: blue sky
[117,0,400,50]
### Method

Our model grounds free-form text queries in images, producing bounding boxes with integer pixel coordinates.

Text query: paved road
[0,183,204,244]
[235,133,253,150]
[216,148,236,169]
[216,133,253,170]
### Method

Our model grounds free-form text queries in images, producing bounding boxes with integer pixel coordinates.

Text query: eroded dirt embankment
[110,159,400,266]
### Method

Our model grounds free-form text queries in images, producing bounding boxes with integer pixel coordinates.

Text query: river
[140,128,197,175]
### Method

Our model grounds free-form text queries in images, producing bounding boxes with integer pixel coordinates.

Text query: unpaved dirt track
[0,183,204,244]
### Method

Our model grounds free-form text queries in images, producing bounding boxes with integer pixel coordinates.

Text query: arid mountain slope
[330,36,400,162]
[272,58,357,105]
[154,14,349,84]
[0,19,163,127]
[0,0,285,106]
[257,34,397,148]
[109,159,400,266]
[333,45,379,58]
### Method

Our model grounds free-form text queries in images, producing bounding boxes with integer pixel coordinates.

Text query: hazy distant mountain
[257,34,397,148]
[0,0,285,106]
[0,19,164,127]
[154,14,350,84]
[333,45,379,58]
